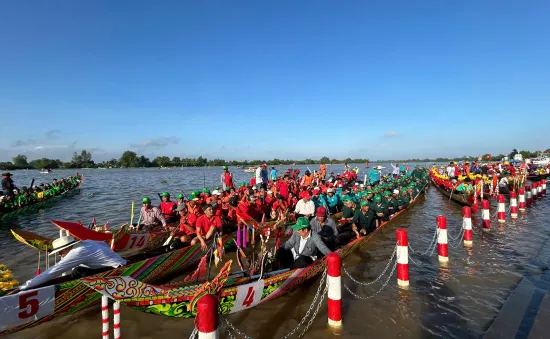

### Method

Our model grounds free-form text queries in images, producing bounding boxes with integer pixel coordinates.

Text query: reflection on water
[1,167,549,338]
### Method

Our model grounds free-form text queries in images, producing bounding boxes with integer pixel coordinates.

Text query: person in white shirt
[255,165,263,190]
[446,164,454,178]
[20,236,127,290]
[294,192,315,218]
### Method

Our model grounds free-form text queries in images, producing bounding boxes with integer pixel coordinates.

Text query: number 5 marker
[0,286,56,332]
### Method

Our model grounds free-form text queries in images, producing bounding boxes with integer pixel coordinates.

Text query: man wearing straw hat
[19,235,126,290]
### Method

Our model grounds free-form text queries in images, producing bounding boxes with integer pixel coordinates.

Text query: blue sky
[0,0,549,162]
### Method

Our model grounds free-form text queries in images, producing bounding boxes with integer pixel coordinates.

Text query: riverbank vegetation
[1,148,548,170]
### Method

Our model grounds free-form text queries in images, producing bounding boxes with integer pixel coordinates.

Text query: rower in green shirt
[372,195,389,222]
[352,201,377,236]
[400,189,410,209]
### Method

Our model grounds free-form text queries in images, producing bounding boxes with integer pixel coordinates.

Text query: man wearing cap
[294,191,315,218]
[221,166,234,191]
[352,201,377,236]
[310,207,339,250]
[324,188,341,214]
[385,190,398,217]
[20,235,126,290]
[372,195,389,222]
[1,172,16,199]
[311,187,327,211]
[139,197,167,231]
[159,192,178,223]
[277,217,332,269]
[168,203,197,249]
[176,194,185,206]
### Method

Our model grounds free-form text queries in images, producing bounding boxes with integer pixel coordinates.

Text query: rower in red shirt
[159,192,178,223]
[191,204,218,250]
[276,175,290,200]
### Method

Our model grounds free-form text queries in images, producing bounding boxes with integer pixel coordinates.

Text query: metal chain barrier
[448,218,465,241]
[342,244,397,286]
[447,218,465,248]
[221,269,329,339]
[280,269,327,339]
[342,255,397,300]
[221,316,253,339]
[408,227,438,256]
[407,251,423,266]
[296,280,328,338]
[188,328,198,339]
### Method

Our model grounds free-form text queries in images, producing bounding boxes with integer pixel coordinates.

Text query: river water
[1,165,549,338]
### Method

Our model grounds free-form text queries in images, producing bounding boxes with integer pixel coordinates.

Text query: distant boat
[40,169,52,174]
[244,166,256,173]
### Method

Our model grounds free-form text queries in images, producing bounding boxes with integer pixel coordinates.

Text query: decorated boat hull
[0,233,235,336]
[82,181,428,318]
[431,178,474,206]
[526,173,549,181]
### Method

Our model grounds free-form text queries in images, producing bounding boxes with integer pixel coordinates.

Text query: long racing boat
[0,175,83,220]
[81,178,429,319]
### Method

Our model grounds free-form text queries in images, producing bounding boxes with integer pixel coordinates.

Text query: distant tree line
[1,148,548,170]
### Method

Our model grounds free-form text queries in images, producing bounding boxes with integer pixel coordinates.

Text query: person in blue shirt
[369,169,380,185]
[324,188,341,213]
[311,188,328,210]
[270,167,277,181]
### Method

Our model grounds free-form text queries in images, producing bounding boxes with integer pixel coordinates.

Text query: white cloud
[130,136,180,151]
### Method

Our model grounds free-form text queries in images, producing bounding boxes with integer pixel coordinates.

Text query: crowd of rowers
[431,160,550,195]
[0,172,82,213]
[137,165,429,267]
[15,165,429,291]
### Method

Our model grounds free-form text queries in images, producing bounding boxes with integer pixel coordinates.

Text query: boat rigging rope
[221,269,328,339]
[342,244,397,286]
[342,254,397,300]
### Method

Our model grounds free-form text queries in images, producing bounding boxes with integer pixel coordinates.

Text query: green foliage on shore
[2,148,548,170]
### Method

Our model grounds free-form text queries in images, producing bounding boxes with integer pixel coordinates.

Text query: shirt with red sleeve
[159,201,177,219]
[178,214,196,235]
[276,181,289,200]
[195,214,215,236]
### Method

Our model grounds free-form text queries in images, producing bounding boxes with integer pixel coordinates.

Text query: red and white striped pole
[327,252,342,329]
[196,294,219,339]
[437,216,449,263]
[518,187,526,212]
[537,181,543,198]
[472,191,479,213]
[532,183,538,202]
[463,207,472,247]
[509,191,518,219]
[101,296,109,339]
[396,228,409,288]
[542,180,547,196]
[497,194,506,223]
[482,200,491,232]
[113,302,121,339]
[526,185,532,207]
